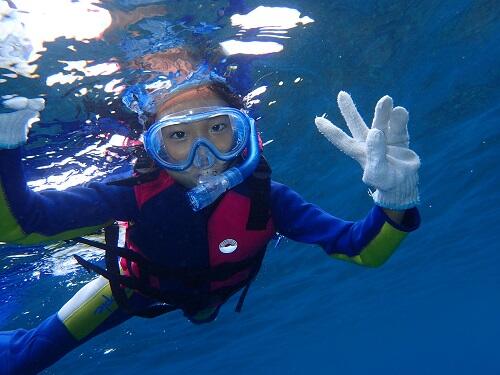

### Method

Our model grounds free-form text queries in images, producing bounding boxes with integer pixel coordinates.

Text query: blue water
[1,0,499,374]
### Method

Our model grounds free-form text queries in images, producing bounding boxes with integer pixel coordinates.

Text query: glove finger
[363,128,390,188]
[337,91,369,141]
[3,97,29,110]
[3,97,45,111]
[315,116,365,165]
[366,128,387,168]
[371,95,393,134]
[387,106,409,147]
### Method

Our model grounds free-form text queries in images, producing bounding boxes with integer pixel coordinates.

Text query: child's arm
[271,182,419,267]
[0,98,138,245]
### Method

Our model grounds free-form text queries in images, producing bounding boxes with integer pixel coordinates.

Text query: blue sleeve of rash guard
[270,181,420,267]
[0,148,139,245]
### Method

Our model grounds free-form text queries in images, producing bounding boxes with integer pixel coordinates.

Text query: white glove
[0,96,45,149]
[315,91,420,210]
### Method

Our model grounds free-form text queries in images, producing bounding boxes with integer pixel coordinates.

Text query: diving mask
[144,107,251,171]
[143,106,260,211]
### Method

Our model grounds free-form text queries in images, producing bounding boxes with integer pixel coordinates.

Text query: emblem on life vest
[219,239,238,254]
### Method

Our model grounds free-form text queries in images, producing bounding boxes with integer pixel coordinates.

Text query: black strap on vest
[107,224,177,318]
[234,156,272,311]
[246,156,272,231]
[75,226,178,318]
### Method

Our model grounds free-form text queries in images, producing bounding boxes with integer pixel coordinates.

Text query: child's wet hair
[149,81,244,126]
[205,81,244,110]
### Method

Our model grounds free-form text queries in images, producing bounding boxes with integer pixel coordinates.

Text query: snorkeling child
[0,64,420,374]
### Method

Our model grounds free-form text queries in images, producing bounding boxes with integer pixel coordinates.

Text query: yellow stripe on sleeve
[60,277,134,341]
[60,278,119,341]
[330,222,408,267]
[0,184,26,243]
[0,183,110,245]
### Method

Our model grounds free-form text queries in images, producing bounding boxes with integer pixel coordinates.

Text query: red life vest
[121,171,274,293]
[74,157,274,317]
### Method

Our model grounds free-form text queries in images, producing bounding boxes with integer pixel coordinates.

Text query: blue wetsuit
[0,147,420,374]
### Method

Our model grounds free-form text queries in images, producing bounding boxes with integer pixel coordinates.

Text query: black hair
[205,80,244,110]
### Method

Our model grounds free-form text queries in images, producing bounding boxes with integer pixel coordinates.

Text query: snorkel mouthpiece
[187,168,241,211]
[187,118,260,211]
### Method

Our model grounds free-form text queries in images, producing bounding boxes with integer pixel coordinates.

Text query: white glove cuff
[372,173,420,210]
[0,109,39,149]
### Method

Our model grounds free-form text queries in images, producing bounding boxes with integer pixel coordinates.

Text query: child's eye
[169,131,186,140]
[211,123,227,132]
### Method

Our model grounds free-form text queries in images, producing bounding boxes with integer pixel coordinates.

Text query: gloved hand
[0,96,45,149]
[315,91,420,210]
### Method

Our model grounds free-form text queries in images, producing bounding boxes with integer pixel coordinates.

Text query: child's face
[155,86,234,188]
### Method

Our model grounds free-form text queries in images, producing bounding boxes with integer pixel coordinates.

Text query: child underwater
[0,60,421,373]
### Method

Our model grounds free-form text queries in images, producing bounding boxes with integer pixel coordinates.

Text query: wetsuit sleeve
[0,148,139,245]
[270,181,420,267]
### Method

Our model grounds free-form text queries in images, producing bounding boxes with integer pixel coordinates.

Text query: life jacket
[74,156,274,319]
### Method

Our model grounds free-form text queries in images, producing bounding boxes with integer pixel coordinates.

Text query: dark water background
[1,0,499,374]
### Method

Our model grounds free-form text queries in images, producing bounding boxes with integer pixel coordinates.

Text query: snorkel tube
[187,118,260,211]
